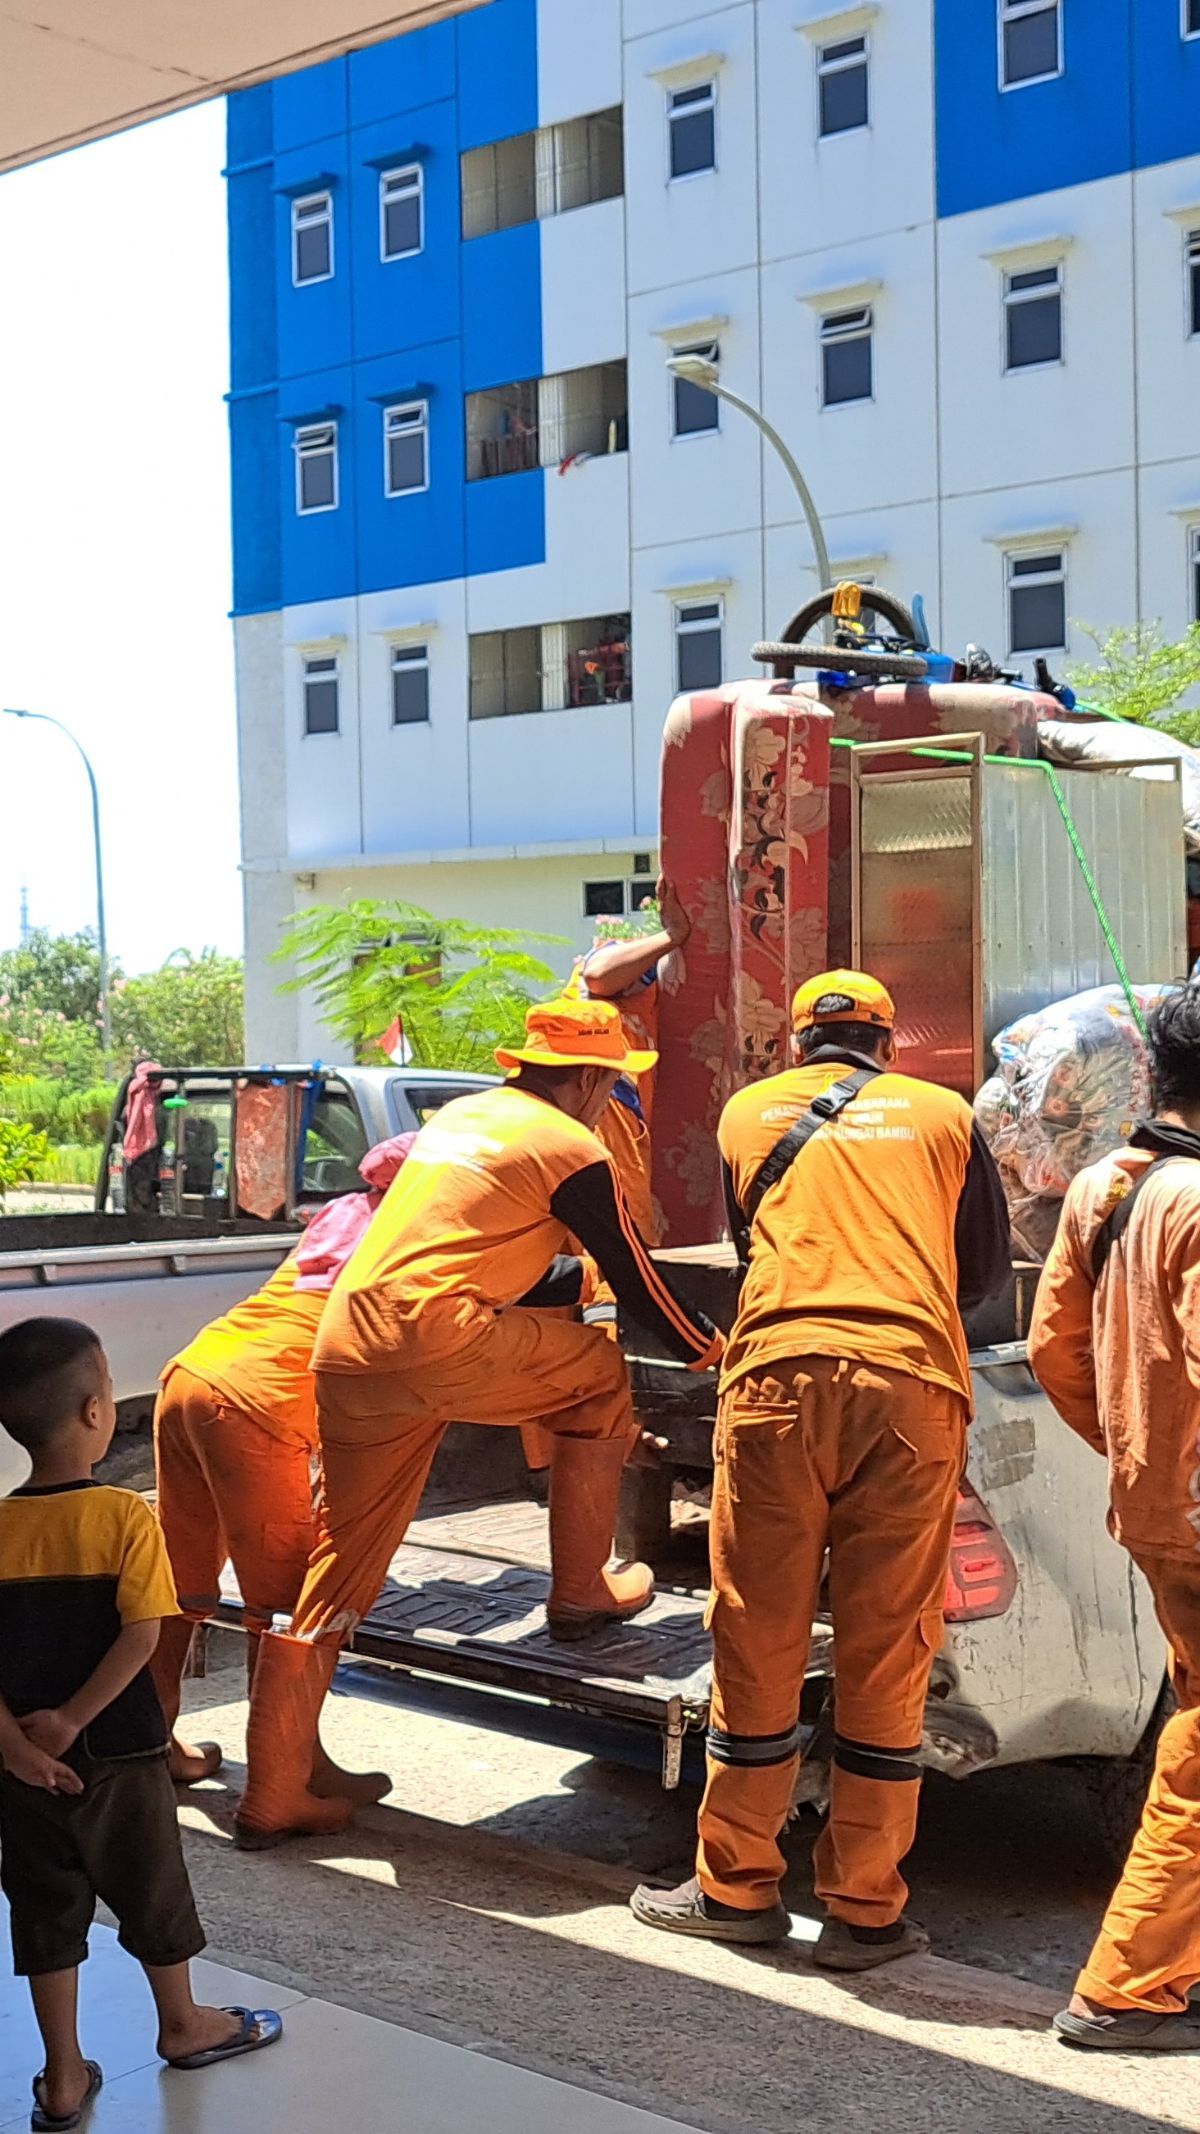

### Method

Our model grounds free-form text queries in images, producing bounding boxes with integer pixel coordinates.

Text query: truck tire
[752,640,929,682]
[1079,1679,1175,1870]
[775,585,918,648]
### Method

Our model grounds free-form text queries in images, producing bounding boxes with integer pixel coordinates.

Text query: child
[0,1318,282,2132]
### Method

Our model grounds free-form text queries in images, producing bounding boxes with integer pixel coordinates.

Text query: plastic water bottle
[211,1153,226,1202]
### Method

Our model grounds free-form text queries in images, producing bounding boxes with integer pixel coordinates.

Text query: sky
[0,100,242,975]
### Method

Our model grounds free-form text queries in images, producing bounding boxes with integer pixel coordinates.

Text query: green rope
[1042,764,1148,1036]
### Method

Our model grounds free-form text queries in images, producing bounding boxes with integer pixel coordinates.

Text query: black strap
[745,1069,880,1226]
[1090,1155,1200,1281]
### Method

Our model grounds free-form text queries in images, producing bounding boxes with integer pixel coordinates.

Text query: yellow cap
[496,996,658,1076]
[791,968,895,1034]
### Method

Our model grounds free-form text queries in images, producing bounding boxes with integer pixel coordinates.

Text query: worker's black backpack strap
[745,1069,879,1227]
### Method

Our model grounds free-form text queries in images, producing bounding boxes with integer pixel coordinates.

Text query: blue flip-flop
[166,2008,283,2071]
[30,2059,102,2130]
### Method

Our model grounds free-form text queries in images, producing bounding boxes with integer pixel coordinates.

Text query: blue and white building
[227,0,1200,1054]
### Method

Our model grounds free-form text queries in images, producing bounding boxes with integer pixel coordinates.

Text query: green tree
[274,900,562,1072]
[0,1120,51,1203]
[1068,621,1200,746]
[0,928,112,1025]
[109,950,244,1067]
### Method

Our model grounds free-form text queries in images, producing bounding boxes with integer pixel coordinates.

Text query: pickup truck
[0,1062,494,1424]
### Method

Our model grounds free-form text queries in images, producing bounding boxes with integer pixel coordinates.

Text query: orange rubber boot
[242,1630,389,1807]
[234,1633,356,1848]
[546,1435,654,1641]
[150,1617,222,1785]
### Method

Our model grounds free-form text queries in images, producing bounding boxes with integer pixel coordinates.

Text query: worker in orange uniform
[233,996,723,1849]
[632,971,1009,1964]
[519,876,692,1481]
[1029,985,1200,2052]
[151,1135,413,1795]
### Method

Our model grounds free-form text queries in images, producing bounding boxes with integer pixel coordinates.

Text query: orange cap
[791,968,895,1034]
[496,996,658,1076]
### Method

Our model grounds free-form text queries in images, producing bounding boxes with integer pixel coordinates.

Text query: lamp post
[1,707,111,1064]
[666,352,833,614]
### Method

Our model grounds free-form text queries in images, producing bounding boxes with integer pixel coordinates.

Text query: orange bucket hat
[496,996,658,1076]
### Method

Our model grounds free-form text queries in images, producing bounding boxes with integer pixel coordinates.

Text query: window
[538,108,624,217]
[1191,527,1200,625]
[672,341,720,437]
[469,616,631,719]
[380,165,423,260]
[1004,263,1062,369]
[460,132,537,239]
[584,880,625,919]
[1188,230,1200,338]
[999,0,1062,87]
[303,656,340,735]
[818,37,869,136]
[383,402,428,496]
[1006,550,1066,654]
[292,192,333,284]
[629,874,657,910]
[391,642,430,725]
[1185,0,1200,35]
[820,306,873,406]
[668,82,716,179]
[675,600,724,692]
[294,422,338,514]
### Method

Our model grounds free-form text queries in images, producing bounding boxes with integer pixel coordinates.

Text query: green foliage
[1069,621,1200,746]
[0,1120,52,1202]
[0,1077,118,1145]
[0,1003,106,1089]
[36,1142,105,1187]
[0,928,113,1026]
[109,950,244,1068]
[274,899,563,1072]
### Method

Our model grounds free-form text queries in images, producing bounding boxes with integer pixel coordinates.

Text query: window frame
[390,640,431,727]
[673,597,725,694]
[1190,525,1200,627]
[1005,547,1067,657]
[1187,229,1200,340]
[1002,260,1064,373]
[293,421,339,516]
[382,400,430,498]
[670,340,721,441]
[667,79,717,182]
[583,879,626,920]
[819,304,875,408]
[291,190,334,286]
[1184,0,1200,39]
[998,0,1063,91]
[302,653,341,737]
[379,164,425,263]
[816,33,870,139]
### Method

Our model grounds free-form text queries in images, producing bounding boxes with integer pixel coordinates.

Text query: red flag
[375,1016,409,1064]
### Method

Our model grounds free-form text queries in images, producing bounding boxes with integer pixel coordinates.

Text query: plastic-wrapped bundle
[975,983,1174,1204]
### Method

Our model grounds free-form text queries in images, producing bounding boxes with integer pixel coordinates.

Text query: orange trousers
[154,1364,316,1629]
[291,1306,636,1644]
[696,1355,965,1925]
[1078,1552,1200,2014]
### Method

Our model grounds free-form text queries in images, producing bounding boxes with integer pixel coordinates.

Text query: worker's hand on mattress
[657,876,692,947]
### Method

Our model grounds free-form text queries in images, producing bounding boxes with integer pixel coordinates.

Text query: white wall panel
[628,266,763,549]
[280,596,361,859]
[624,3,758,294]
[631,527,764,837]
[468,704,636,844]
[1133,156,1200,476]
[537,0,623,126]
[357,580,471,854]
[940,470,1138,680]
[540,196,627,373]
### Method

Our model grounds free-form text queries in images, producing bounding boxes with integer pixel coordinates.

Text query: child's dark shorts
[0,1750,205,1976]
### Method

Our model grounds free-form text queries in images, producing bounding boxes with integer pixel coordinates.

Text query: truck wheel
[1080,1680,1176,1870]
[616,1463,674,1565]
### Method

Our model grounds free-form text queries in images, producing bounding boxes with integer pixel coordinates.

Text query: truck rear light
[943,1483,1018,1623]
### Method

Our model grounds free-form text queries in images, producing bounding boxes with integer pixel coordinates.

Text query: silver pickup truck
[0,1063,493,1424]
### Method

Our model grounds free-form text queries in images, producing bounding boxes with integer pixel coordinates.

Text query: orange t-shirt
[166,1254,324,1449]
[719,1063,978,1403]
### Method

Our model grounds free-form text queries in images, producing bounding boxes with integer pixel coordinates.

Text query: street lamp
[1,707,111,1064]
[666,352,833,613]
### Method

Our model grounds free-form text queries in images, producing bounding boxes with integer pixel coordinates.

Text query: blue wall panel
[350,105,463,362]
[1132,9,1200,171]
[456,0,538,153]
[229,392,282,615]
[355,344,467,591]
[348,22,457,127]
[227,167,277,393]
[465,465,544,579]
[271,57,349,154]
[935,0,1133,218]
[460,221,542,392]
[226,82,272,166]
[277,368,358,606]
